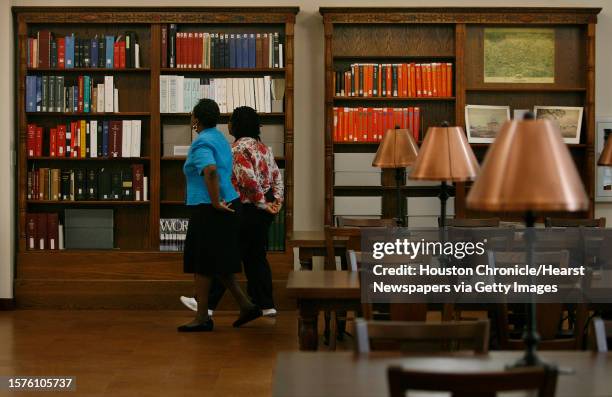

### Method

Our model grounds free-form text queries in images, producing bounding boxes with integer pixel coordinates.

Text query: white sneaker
[179,296,214,317]
[262,308,277,317]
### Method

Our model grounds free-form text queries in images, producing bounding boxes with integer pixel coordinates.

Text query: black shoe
[233,307,263,328]
[177,318,214,332]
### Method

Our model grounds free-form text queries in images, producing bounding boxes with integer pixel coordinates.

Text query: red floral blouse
[231,137,284,209]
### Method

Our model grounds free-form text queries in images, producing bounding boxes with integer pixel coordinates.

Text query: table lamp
[372,128,419,226]
[598,135,612,166]
[467,112,588,368]
[409,122,479,227]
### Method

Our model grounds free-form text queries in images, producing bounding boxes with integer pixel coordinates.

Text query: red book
[57,38,65,69]
[161,25,168,68]
[197,33,203,68]
[397,65,403,98]
[386,65,392,97]
[401,64,408,97]
[402,108,408,130]
[113,40,121,69]
[27,123,36,157]
[424,64,432,97]
[49,128,57,157]
[347,108,354,141]
[57,124,66,157]
[432,63,438,97]
[440,63,447,97]
[36,212,47,250]
[70,122,78,158]
[414,107,421,141]
[132,164,144,201]
[38,31,52,68]
[35,126,43,157]
[119,41,126,69]
[415,64,422,97]
[361,107,368,142]
[47,213,59,250]
[408,107,415,140]
[175,32,181,68]
[446,63,453,97]
[77,76,84,112]
[26,213,38,250]
[109,120,122,157]
[366,108,373,142]
[189,32,195,69]
[409,63,416,97]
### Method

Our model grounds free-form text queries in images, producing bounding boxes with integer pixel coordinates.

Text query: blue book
[36,76,42,112]
[91,38,98,68]
[26,76,36,112]
[229,34,236,68]
[83,76,90,112]
[248,34,256,68]
[240,33,248,69]
[73,86,78,112]
[65,35,75,69]
[102,121,109,157]
[105,35,114,68]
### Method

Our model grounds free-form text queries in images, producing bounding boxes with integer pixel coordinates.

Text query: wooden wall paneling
[150,23,161,249]
[585,23,596,218]
[454,23,467,218]
[324,19,334,226]
[17,18,28,252]
[284,20,295,239]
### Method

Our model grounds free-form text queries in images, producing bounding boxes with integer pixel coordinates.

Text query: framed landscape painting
[534,106,583,144]
[465,105,511,143]
[484,28,555,84]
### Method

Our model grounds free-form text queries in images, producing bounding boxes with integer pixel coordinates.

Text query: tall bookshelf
[320,7,600,225]
[13,7,298,308]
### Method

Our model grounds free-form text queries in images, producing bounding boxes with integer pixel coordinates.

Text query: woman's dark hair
[230,106,261,140]
[193,98,220,129]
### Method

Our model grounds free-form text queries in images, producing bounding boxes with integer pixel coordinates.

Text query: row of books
[334,63,453,98]
[25,75,119,113]
[159,218,188,252]
[160,76,285,114]
[162,25,283,69]
[27,165,147,202]
[27,32,140,69]
[26,120,142,158]
[25,213,62,250]
[267,208,286,251]
[333,107,421,142]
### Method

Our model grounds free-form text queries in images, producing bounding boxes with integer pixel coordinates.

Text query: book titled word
[27,165,148,202]
[160,76,284,114]
[162,25,283,69]
[333,107,421,143]
[26,75,119,113]
[25,213,63,250]
[159,218,188,252]
[27,120,142,159]
[27,31,140,69]
[335,63,453,98]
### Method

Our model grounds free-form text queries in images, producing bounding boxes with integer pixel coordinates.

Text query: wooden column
[585,22,596,219]
[323,19,334,227]
[285,18,295,239]
[455,23,467,219]
[149,24,161,249]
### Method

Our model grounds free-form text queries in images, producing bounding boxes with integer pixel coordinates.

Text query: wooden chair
[355,318,490,354]
[490,250,588,350]
[545,217,606,227]
[590,317,612,352]
[387,366,558,397]
[337,216,396,228]
[441,217,501,227]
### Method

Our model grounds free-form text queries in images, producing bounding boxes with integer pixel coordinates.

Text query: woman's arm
[203,165,234,212]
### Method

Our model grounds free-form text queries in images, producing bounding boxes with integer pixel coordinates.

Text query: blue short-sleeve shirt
[183,127,239,206]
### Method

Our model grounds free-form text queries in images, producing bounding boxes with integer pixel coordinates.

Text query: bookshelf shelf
[465,87,587,92]
[27,156,151,161]
[333,55,456,60]
[333,96,455,101]
[26,112,151,117]
[26,200,150,205]
[160,67,285,74]
[160,112,284,117]
[27,68,151,73]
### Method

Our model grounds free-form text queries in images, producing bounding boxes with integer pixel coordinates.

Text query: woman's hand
[212,200,235,213]
[264,201,281,215]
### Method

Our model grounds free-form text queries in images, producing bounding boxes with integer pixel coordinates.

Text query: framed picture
[596,118,612,202]
[465,105,511,143]
[484,28,555,84]
[534,106,583,144]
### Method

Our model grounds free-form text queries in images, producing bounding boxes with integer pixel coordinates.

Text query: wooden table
[286,271,360,350]
[273,351,612,397]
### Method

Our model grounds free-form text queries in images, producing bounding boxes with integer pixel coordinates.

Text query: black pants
[208,204,275,310]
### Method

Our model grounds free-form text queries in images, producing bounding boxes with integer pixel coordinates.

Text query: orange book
[426,64,432,97]
[377,65,382,97]
[367,64,373,97]
[333,107,339,142]
[446,63,453,97]
[437,63,443,97]
[432,63,438,97]
[414,107,421,141]
[440,63,447,97]
[408,63,415,97]
[386,65,392,97]
[402,64,409,97]
[397,65,403,98]
[415,64,422,97]
[362,107,368,141]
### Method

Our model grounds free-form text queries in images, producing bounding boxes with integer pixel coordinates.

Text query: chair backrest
[324,226,363,270]
[387,366,558,397]
[591,317,612,352]
[545,217,606,228]
[337,217,396,227]
[354,318,490,354]
[441,217,501,227]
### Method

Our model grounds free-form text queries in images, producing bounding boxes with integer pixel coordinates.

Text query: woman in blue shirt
[179,98,262,332]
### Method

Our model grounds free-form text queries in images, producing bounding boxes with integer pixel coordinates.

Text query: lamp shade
[372,128,419,168]
[466,118,588,212]
[409,125,479,181]
[598,136,612,166]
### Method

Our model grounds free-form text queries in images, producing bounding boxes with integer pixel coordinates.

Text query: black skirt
[183,198,242,276]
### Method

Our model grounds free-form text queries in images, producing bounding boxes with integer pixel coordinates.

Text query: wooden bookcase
[13,7,298,308]
[320,7,601,226]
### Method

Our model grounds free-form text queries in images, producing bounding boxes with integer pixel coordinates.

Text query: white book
[113,88,119,112]
[247,78,255,108]
[232,78,241,109]
[143,176,148,201]
[192,78,200,109]
[135,43,140,68]
[219,79,227,113]
[268,33,273,67]
[184,77,191,112]
[104,76,114,112]
[131,120,141,157]
[239,78,247,107]
[226,78,234,113]
[122,120,132,157]
[263,75,272,113]
[90,120,97,158]
[279,44,283,68]
[176,76,184,113]
[58,224,64,250]
[97,84,105,113]
[256,78,265,113]
[168,76,178,113]
[160,75,169,113]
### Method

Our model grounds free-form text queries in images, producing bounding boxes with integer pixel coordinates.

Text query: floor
[0,310,299,397]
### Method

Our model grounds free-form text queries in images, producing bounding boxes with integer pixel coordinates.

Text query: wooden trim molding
[0,299,16,310]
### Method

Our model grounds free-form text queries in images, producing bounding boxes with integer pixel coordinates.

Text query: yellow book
[80,120,86,158]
